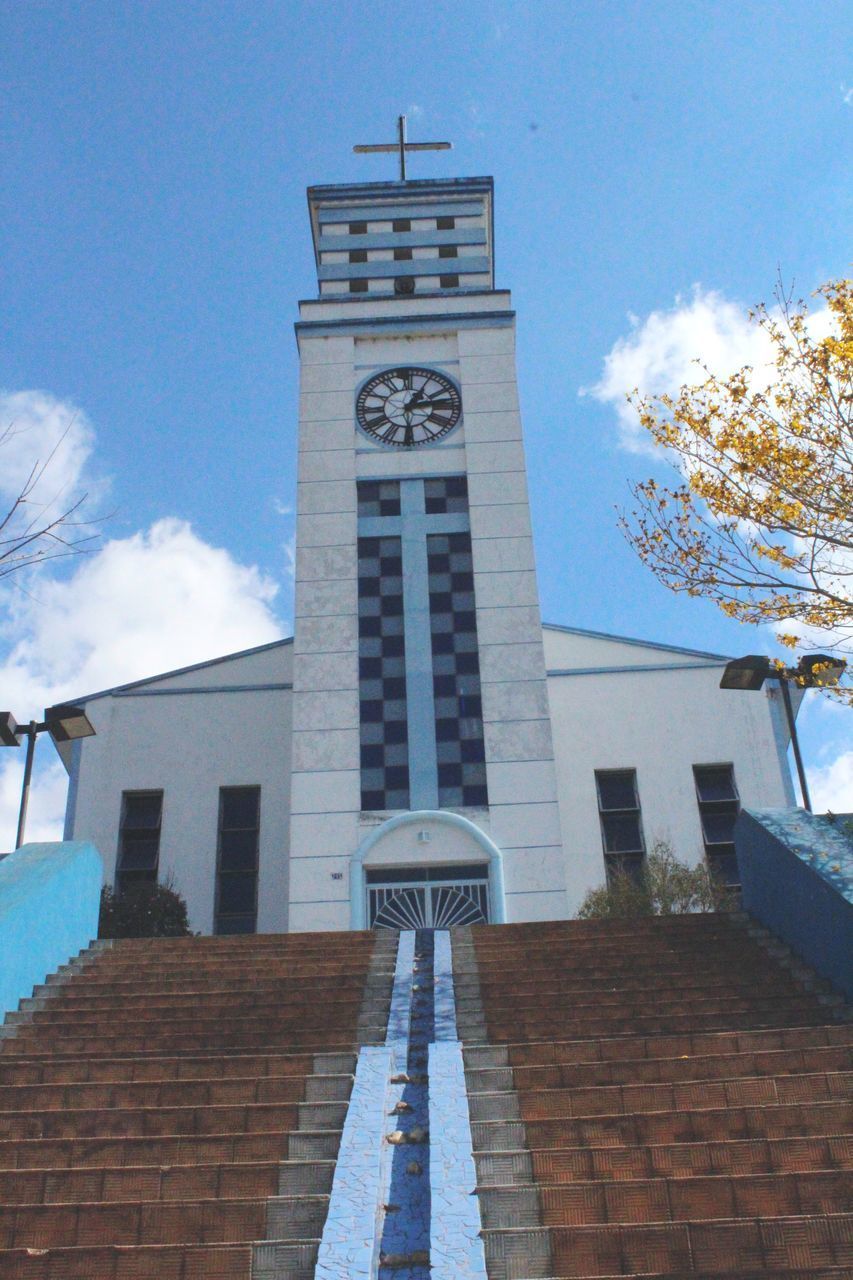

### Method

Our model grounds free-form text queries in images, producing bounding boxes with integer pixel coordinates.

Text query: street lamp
[719,653,847,813]
[0,705,96,849]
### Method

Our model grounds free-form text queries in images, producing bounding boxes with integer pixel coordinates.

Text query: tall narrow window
[595,770,645,881]
[694,764,740,884]
[116,791,162,894]
[215,787,260,934]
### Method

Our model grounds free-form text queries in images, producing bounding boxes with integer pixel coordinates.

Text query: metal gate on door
[366,863,489,930]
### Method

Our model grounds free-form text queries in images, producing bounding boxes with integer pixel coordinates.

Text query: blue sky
[1,0,850,840]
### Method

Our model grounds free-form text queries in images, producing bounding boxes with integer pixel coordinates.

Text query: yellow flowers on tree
[621,277,852,700]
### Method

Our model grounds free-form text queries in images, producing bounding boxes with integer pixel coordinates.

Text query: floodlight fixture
[719,650,849,814]
[0,713,20,748]
[44,704,96,743]
[795,653,847,688]
[719,656,772,692]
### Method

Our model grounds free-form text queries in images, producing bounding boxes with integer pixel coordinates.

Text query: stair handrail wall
[736,807,853,1001]
[0,840,103,1022]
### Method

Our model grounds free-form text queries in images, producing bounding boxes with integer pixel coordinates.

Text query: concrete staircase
[0,930,395,1279]
[455,914,852,1279]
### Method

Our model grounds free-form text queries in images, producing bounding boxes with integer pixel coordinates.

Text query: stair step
[478,1170,852,1228]
[0,1239,257,1278]
[480,1213,853,1278]
[508,1070,852,1119]
[0,1050,352,1086]
[0,1129,333,1170]
[472,1099,851,1151]
[0,1160,281,1203]
[0,1195,269,1247]
[475,1135,853,1185]
[467,1043,852,1093]
[463,1021,853,1070]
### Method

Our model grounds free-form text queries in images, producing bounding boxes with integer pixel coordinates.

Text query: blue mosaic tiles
[750,808,853,902]
[317,928,487,1278]
[429,1041,489,1280]
[379,929,432,1279]
[314,1045,396,1278]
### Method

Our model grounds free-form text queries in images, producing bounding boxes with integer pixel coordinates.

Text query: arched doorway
[350,810,506,930]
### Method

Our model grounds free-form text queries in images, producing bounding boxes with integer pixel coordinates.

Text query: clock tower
[287,157,568,931]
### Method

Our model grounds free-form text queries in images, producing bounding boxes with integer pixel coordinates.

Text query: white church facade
[58,170,796,934]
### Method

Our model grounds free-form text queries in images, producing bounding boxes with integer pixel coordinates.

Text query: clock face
[356,367,462,447]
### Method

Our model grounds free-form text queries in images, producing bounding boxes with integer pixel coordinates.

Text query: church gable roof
[542,622,729,673]
[73,636,294,705]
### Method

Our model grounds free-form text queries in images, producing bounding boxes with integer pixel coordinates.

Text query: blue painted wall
[736,808,853,1000]
[0,841,103,1021]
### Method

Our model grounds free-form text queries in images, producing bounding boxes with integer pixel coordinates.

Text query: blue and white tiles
[315,928,488,1278]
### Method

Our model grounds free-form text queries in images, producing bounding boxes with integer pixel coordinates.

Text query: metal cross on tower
[353,115,452,182]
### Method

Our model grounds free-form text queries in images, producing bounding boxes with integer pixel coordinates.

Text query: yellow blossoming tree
[621,277,852,698]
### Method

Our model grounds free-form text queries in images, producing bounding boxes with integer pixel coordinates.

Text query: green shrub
[98,880,193,939]
[576,841,737,920]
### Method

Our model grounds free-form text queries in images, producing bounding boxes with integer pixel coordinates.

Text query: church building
[58,152,797,934]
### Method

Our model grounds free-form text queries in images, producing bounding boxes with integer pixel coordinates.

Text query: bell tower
[287,128,568,931]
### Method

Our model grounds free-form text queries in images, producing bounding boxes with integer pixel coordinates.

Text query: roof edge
[73,636,294,705]
[541,621,730,663]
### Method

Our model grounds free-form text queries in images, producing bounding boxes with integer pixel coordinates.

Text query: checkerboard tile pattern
[358,533,410,811]
[428,524,488,809]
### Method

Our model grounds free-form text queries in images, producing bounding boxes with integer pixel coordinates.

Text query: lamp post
[0,705,96,849]
[719,654,847,813]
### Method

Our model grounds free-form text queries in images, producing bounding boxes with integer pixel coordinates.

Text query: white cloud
[809,750,853,814]
[0,518,284,849]
[586,285,836,456]
[1,517,282,712]
[0,389,98,510]
[0,758,68,847]
[0,388,286,850]
[585,287,773,453]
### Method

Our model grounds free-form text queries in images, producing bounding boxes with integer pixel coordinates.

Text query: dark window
[694,764,740,885]
[350,279,368,293]
[349,249,368,263]
[595,770,645,882]
[215,787,260,934]
[393,247,413,261]
[116,791,162,894]
[392,218,411,232]
[438,245,458,258]
[349,221,367,234]
[436,216,455,230]
[439,274,460,289]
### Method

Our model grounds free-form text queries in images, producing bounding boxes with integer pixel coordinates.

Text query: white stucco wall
[63,622,799,933]
[67,642,293,935]
[543,625,793,913]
